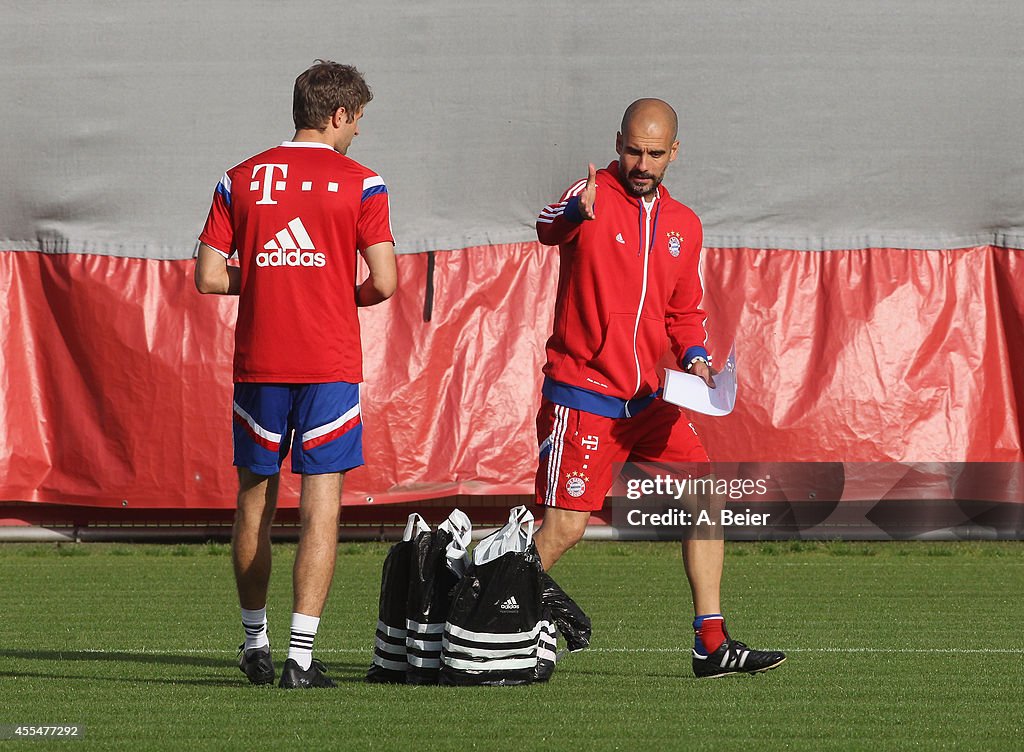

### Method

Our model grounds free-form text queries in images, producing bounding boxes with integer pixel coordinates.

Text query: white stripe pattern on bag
[406,636,443,652]
[373,618,408,669]
[372,656,407,671]
[442,638,537,660]
[374,635,406,656]
[537,620,558,664]
[443,655,538,671]
[408,654,441,669]
[406,619,446,671]
[406,620,445,635]
[375,621,407,638]
[441,620,544,674]
[445,622,542,644]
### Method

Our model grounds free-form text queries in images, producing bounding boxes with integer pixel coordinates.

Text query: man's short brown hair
[293,60,373,131]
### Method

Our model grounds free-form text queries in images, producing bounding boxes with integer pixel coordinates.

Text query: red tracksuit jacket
[536,161,708,418]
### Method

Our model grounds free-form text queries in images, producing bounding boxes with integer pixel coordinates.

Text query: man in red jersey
[533,98,785,678]
[195,61,397,689]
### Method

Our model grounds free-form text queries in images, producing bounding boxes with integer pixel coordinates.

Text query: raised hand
[578,163,597,220]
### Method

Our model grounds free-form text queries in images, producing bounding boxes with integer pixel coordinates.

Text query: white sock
[241,607,269,651]
[287,612,320,670]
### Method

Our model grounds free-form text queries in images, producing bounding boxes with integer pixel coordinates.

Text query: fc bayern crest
[666,231,683,257]
[565,471,589,498]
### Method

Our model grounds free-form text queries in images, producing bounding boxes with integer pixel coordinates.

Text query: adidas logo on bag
[256,217,326,268]
[499,596,519,612]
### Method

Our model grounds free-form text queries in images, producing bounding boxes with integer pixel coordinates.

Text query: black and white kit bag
[440,506,591,686]
[405,509,472,684]
[366,513,431,683]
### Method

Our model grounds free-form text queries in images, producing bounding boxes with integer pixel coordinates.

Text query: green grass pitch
[0,540,1021,751]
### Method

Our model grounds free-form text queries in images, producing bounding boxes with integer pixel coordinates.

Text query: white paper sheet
[662,345,737,416]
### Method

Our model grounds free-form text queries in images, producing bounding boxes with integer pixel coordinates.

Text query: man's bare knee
[234,469,278,533]
[542,522,586,550]
[535,508,590,569]
[298,472,343,525]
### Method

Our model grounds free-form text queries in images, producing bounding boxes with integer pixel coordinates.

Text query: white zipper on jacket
[625,195,655,417]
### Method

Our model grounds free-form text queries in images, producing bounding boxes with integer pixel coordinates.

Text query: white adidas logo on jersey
[256,217,326,268]
[499,596,519,612]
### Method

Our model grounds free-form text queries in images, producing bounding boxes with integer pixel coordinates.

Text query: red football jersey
[199,141,394,383]
[536,162,706,407]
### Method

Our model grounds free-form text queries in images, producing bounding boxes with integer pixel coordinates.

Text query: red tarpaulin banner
[1,245,1022,509]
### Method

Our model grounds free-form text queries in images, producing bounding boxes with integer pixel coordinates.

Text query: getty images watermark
[609,461,1024,540]
[615,469,773,539]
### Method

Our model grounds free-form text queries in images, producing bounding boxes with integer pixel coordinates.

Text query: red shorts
[535,397,709,512]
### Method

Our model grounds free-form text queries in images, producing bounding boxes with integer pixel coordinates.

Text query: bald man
[533,99,785,678]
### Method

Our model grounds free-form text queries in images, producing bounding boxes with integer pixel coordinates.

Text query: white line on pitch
[49,646,1021,656]
[583,647,1021,654]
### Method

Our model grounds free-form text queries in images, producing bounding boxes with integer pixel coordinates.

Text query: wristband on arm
[563,195,586,224]
[682,346,712,371]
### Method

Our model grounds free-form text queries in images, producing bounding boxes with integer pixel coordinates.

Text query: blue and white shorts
[231,381,363,476]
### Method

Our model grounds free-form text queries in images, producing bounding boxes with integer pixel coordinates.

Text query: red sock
[694,615,726,655]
